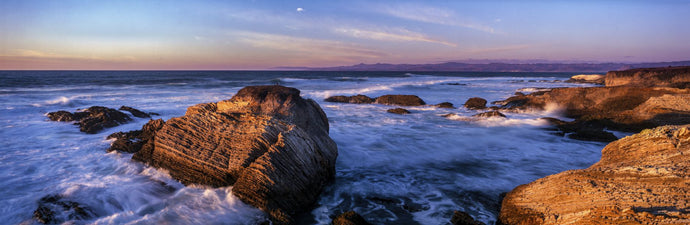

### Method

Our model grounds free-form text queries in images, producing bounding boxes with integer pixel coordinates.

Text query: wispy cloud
[466,45,531,54]
[232,31,387,59]
[376,4,496,34]
[334,27,457,47]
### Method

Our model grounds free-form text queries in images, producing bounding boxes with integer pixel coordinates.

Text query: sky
[1,0,689,70]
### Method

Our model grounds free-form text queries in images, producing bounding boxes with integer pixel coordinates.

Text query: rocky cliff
[499,125,690,225]
[605,66,690,88]
[110,85,338,224]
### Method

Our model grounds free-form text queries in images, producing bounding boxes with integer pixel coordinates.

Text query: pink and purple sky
[1,0,689,70]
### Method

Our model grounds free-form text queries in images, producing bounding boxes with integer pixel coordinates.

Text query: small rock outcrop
[107,119,164,153]
[435,102,455,108]
[111,85,337,224]
[565,74,605,85]
[472,111,506,118]
[375,95,426,106]
[451,211,485,225]
[499,125,690,225]
[387,108,410,114]
[47,106,133,134]
[464,97,487,110]
[119,106,151,118]
[605,66,690,88]
[33,195,95,224]
[332,211,372,225]
[325,95,375,104]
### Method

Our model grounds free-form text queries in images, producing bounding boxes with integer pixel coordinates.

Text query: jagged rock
[325,95,375,104]
[451,211,485,225]
[464,97,487,110]
[606,66,690,88]
[33,195,95,224]
[541,117,618,142]
[375,95,426,106]
[499,125,690,225]
[565,74,605,85]
[107,119,164,153]
[387,108,410,114]
[128,85,337,225]
[332,211,372,225]
[435,102,455,108]
[472,111,506,118]
[47,106,132,134]
[119,106,151,118]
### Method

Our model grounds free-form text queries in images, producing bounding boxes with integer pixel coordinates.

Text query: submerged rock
[375,95,426,106]
[463,97,487,110]
[451,211,485,225]
[120,85,337,224]
[47,106,132,134]
[325,95,375,104]
[387,108,411,114]
[332,211,372,225]
[33,195,95,224]
[472,111,506,118]
[435,102,455,108]
[499,125,690,225]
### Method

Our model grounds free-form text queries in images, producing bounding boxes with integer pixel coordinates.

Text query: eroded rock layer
[605,66,690,88]
[499,125,690,225]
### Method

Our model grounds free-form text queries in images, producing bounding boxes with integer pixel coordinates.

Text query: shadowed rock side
[114,85,337,224]
[495,86,690,132]
[606,66,690,88]
[435,102,455,108]
[331,211,372,225]
[47,106,132,134]
[499,125,690,225]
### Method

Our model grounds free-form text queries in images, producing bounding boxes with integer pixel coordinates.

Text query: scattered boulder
[325,95,376,104]
[565,74,605,85]
[499,125,690,224]
[606,66,690,88]
[119,106,151,118]
[47,106,132,134]
[435,102,455,108]
[472,111,506,118]
[332,211,372,225]
[464,97,487,110]
[451,211,485,225]
[375,95,426,106]
[122,85,337,224]
[387,108,410,115]
[33,195,95,224]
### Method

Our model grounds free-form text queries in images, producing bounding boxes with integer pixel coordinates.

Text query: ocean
[0,71,609,224]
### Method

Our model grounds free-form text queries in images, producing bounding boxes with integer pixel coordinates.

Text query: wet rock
[325,95,375,104]
[33,195,95,224]
[130,85,337,224]
[463,97,487,110]
[472,111,506,118]
[375,95,426,106]
[387,108,410,114]
[499,125,690,225]
[332,211,372,225]
[565,74,605,85]
[606,66,690,88]
[541,117,618,142]
[442,82,467,86]
[119,106,151,118]
[435,102,455,108]
[107,119,164,153]
[451,211,485,225]
[48,106,132,134]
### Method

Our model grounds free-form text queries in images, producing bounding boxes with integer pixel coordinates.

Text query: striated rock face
[499,125,690,225]
[119,85,337,224]
[464,97,487,110]
[606,66,690,88]
[375,95,426,106]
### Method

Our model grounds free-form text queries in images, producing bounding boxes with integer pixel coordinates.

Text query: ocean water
[0,71,608,225]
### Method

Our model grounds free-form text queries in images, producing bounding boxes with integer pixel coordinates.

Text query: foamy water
[0,71,605,224]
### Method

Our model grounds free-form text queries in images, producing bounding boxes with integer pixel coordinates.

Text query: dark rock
[387,108,410,114]
[33,195,95,224]
[463,97,487,110]
[442,82,467,86]
[119,106,151,118]
[46,111,78,122]
[472,111,506,118]
[48,106,132,134]
[514,92,525,96]
[567,129,618,142]
[565,74,605,85]
[375,95,426,106]
[131,85,337,225]
[107,119,164,153]
[332,211,371,225]
[325,95,375,104]
[542,117,618,142]
[451,211,485,225]
[435,102,455,108]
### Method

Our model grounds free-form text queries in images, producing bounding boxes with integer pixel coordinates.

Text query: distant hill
[274,60,690,72]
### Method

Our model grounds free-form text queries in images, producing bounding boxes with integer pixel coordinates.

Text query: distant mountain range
[274,60,690,72]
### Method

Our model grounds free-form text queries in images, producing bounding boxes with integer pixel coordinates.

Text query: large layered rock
[499,125,690,224]
[605,66,690,88]
[115,85,337,224]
